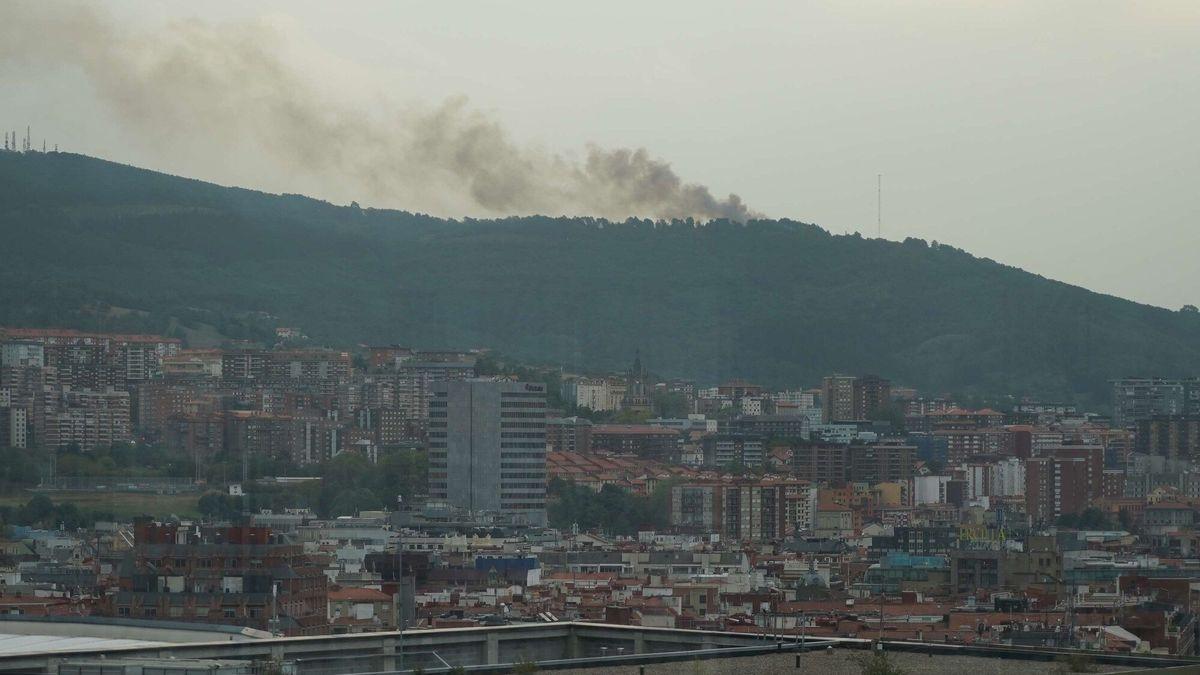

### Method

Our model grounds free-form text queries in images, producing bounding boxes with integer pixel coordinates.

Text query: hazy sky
[2,1,1197,309]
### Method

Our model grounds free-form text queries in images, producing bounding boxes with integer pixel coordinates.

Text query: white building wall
[965,465,988,499]
[741,397,763,416]
[563,378,615,412]
[990,458,1026,496]
[913,475,950,505]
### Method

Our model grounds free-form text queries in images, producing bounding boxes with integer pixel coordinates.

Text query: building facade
[428,380,547,526]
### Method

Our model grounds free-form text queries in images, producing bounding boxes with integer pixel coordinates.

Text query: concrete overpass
[1,621,1198,674]
[0,622,821,673]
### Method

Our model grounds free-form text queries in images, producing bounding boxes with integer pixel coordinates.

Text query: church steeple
[622,350,652,415]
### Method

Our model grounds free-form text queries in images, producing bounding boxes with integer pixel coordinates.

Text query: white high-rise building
[562,377,617,411]
[913,475,951,505]
[429,380,547,526]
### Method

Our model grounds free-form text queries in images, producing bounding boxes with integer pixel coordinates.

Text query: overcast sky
[2,1,1197,309]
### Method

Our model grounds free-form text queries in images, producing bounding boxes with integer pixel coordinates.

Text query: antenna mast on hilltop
[876,173,882,238]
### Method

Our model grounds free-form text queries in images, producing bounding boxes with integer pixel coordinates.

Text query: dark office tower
[853,374,892,422]
[821,375,857,423]
[428,380,547,526]
[821,373,892,423]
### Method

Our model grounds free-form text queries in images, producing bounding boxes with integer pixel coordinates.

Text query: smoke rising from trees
[0,2,755,221]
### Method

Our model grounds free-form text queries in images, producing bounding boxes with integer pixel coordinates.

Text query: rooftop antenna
[876,173,882,238]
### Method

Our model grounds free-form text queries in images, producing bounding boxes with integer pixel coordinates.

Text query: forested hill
[2,150,1197,404]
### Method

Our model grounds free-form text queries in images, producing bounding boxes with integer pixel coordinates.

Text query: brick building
[670,479,809,542]
[1136,415,1200,461]
[1026,454,1092,524]
[546,416,593,454]
[99,523,329,636]
[590,424,680,459]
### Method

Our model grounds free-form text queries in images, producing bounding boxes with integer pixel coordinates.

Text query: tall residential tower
[427,380,547,526]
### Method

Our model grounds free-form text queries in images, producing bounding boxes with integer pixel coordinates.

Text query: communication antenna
[25,126,30,152]
[876,174,882,238]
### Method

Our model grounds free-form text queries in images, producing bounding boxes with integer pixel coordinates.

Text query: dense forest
[3,151,1200,406]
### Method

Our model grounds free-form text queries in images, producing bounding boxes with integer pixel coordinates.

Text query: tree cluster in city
[547,477,672,535]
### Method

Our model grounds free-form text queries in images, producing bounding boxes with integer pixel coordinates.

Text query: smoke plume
[0,3,756,222]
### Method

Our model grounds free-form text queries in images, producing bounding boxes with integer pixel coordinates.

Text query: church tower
[622,351,653,415]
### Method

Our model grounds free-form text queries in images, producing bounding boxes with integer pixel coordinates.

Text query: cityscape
[0,325,1198,669]
[3,1,1198,673]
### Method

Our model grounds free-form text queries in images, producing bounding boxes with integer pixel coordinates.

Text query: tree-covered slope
[2,151,1197,403]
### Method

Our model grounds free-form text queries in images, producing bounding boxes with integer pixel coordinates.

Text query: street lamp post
[1042,573,1074,648]
[395,494,404,672]
[878,590,885,646]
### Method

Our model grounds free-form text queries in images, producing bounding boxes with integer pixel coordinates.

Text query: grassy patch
[0,490,202,519]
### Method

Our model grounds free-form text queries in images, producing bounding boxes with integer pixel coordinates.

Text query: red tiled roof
[1147,501,1196,510]
[592,425,680,436]
[1,327,182,344]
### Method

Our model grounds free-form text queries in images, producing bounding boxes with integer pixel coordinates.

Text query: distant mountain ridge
[2,150,1197,405]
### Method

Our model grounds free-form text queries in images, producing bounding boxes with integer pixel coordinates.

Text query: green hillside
[2,151,1196,404]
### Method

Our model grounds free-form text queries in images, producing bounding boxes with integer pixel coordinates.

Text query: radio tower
[876,173,882,238]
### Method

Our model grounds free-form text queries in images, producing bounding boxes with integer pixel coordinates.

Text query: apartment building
[428,380,548,526]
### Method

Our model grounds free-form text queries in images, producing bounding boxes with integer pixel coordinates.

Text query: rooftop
[549,650,1128,674]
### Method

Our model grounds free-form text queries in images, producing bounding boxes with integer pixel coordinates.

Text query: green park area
[0,490,202,521]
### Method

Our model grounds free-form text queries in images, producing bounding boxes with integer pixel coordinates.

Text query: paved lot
[553,649,1128,674]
